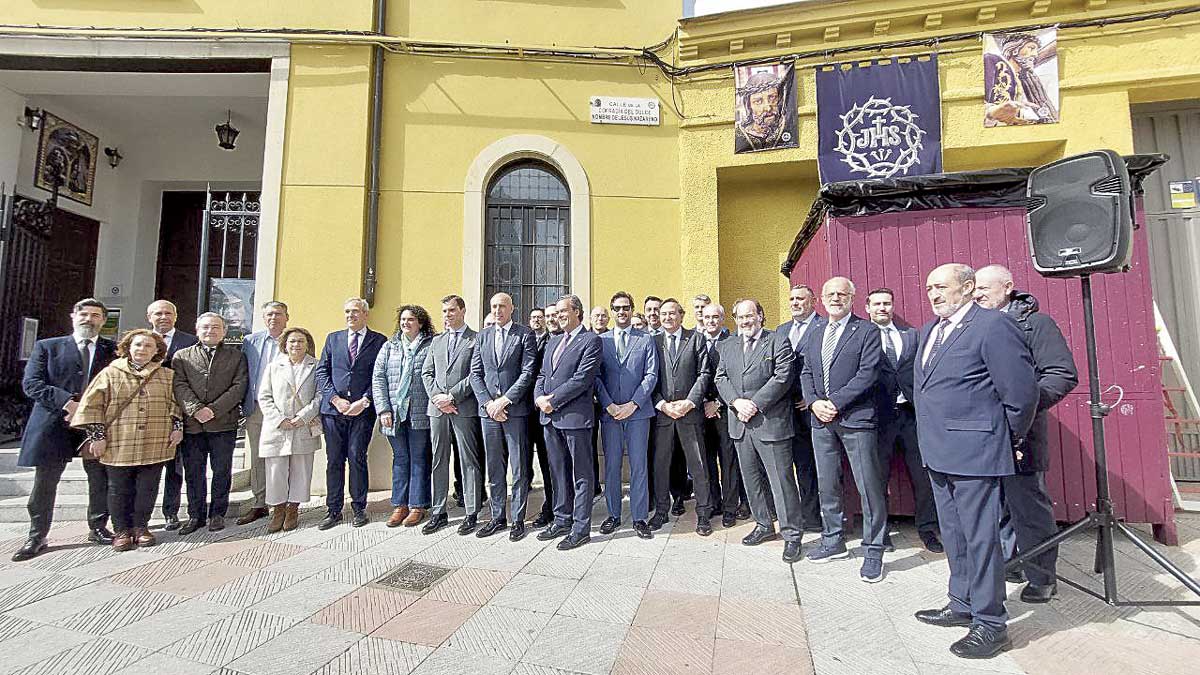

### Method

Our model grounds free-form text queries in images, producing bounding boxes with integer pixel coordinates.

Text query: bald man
[147,299,198,531]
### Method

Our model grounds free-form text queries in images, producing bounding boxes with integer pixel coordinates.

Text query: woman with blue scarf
[372,304,434,527]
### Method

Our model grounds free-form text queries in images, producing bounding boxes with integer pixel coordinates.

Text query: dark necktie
[743,335,755,356]
[349,331,360,363]
[78,338,91,383]
[925,319,951,366]
[449,330,459,358]
[881,327,898,367]
[669,334,678,362]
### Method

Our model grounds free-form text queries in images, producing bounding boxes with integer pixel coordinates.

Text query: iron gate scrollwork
[198,188,260,342]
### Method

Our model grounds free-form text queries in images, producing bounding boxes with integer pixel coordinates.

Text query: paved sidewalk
[0,493,1197,675]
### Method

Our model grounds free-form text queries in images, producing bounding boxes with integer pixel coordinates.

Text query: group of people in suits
[13,260,1076,661]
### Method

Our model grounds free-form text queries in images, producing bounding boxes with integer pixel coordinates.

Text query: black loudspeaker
[1026,149,1134,277]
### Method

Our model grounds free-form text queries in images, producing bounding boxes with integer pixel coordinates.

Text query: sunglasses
[611,305,633,312]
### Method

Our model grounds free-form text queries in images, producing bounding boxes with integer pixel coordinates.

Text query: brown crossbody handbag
[76,368,161,460]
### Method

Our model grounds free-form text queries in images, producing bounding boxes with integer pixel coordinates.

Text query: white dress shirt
[788,313,816,351]
[877,321,906,403]
[922,301,973,366]
[494,320,513,358]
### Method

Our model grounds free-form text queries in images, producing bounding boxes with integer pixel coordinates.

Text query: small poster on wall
[983,28,1060,127]
[733,61,799,154]
[100,308,121,340]
[208,278,255,344]
[34,111,99,206]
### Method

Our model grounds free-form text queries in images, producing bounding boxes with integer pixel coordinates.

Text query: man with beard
[734,70,795,153]
[985,32,1058,126]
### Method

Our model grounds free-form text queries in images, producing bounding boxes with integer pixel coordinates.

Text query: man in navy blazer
[237,300,289,525]
[13,298,116,561]
[777,284,825,533]
[800,277,887,582]
[148,299,198,531]
[866,288,941,554]
[534,294,602,550]
[913,264,1038,660]
[314,297,387,529]
[595,291,658,539]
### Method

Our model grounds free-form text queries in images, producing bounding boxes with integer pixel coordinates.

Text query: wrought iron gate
[197,187,260,341]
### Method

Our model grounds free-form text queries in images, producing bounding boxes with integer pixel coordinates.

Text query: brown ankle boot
[387,506,410,528]
[267,505,286,533]
[283,503,300,531]
[402,507,426,527]
[112,531,136,552]
[136,528,157,547]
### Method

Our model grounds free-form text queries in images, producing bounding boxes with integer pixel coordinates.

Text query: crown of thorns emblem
[834,96,926,179]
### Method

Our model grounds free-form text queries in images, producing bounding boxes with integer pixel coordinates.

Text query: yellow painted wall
[2,1,372,31]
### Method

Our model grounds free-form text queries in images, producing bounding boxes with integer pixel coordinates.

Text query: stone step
[0,445,248,497]
[0,488,258,523]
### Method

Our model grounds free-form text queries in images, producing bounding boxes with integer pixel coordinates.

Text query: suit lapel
[828,318,859,367]
[741,333,761,373]
[921,306,976,382]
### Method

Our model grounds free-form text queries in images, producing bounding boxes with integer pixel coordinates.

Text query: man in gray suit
[652,299,715,536]
[237,300,289,526]
[714,299,803,563]
[421,295,485,535]
[470,292,538,541]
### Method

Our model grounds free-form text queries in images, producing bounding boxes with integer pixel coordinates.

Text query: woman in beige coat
[72,329,183,551]
[257,327,321,531]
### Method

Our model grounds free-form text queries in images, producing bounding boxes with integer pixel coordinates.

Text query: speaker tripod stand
[1006,274,1200,607]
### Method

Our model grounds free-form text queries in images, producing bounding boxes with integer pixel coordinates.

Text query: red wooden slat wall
[789,205,1173,537]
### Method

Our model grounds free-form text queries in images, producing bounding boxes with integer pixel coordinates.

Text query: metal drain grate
[374,561,454,593]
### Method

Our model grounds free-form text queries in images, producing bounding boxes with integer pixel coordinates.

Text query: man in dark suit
[420,295,484,535]
[315,298,387,529]
[534,294,602,550]
[700,303,749,528]
[172,313,249,534]
[867,288,942,554]
[13,298,116,561]
[595,291,658,538]
[526,306,556,528]
[800,277,887,582]
[469,292,537,541]
[975,264,1078,603]
[714,299,803,564]
[777,284,825,533]
[913,263,1038,660]
[652,299,714,535]
[147,299,198,531]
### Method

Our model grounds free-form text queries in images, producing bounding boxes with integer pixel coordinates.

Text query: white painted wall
[0,85,25,194]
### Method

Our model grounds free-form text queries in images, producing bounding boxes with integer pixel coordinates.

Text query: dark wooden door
[39,207,99,338]
[155,191,206,332]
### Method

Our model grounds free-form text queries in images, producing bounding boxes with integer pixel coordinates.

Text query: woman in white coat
[257,327,321,532]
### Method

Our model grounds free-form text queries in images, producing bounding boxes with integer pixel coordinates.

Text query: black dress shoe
[633,520,652,539]
[318,513,343,531]
[1005,567,1027,584]
[670,497,686,516]
[178,519,206,536]
[721,513,736,528]
[422,513,449,535]
[783,541,803,563]
[477,519,507,538]
[532,511,553,528]
[452,492,464,508]
[458,514,478,536]
[208,515,226,532]
[950,624,1010,659]
[556,532,590,550]
[599,517,620,535]
[915,606,974,628]
[1020,582,1058,603]
[920,530,944,554]
[11,537,47,562]
[163,515,181,531]
[536,522,570,541]
[87,528,115,545]
[509,522,527,542]
[352,511,369,528]
[741,525,777,546]
[802,523,824,534]
[648,512,669,531]
[695,519,713,537]
[735,503,752,520]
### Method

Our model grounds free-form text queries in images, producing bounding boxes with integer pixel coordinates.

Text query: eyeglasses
[823,291,851,299]
[611,305,633,312]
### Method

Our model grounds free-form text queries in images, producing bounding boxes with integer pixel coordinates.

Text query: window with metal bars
[484,161,570,319]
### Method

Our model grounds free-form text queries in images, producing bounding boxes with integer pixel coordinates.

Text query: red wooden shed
[782,156,1177,544]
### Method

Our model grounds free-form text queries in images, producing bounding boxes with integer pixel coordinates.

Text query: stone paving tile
[522,544,603,580]
[462,536,545,573]
[511,665,590,675]
[581,552,658,588]
[163,609,298,666]
[147,561,256,597]
[315,552,404,585]
[715,596,808,646]
[711,638,814,675]
[411,533,497,567]
[27,545,117,573]
[8,637,152,675]
[612,625,714,675]
[112,653,218,675]
[604,528,670,559]
[0,572,90,612]
[0,623,94,675]
[5,579,137,623]
[445,603,553,659]
[371,597,478,646]
[228,621,363,675]
[248,576,358,620]
[55,588,186,635]
[318,529,394,555]
[196,570,306,609]
[108,598,239,650]
[408,646,515,675]
[108,555,212,588]
[62,550,170,581]
[0,563,50,591]
[557,580,644,625]
[633,590,720,638]
[312,636,434,675]
[0,614,41,642]
[261,546,353,578]
[489,572,578,614]
[181,538,270,562]
[413,566,507,606]
[521,614,628,675]
[220,541,308,569]
[647,555,723,597]
[309,585,418,633]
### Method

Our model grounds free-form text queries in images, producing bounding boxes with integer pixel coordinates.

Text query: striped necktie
[821,322,839,393]
[349,331,360,363]
[924,319,950,367]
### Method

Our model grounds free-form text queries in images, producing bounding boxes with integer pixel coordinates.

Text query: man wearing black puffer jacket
[974,265,1078,604]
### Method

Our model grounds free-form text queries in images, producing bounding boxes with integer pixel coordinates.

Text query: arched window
[484,161,570,317]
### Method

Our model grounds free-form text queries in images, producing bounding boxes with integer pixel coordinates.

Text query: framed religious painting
[34,111,99,206]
